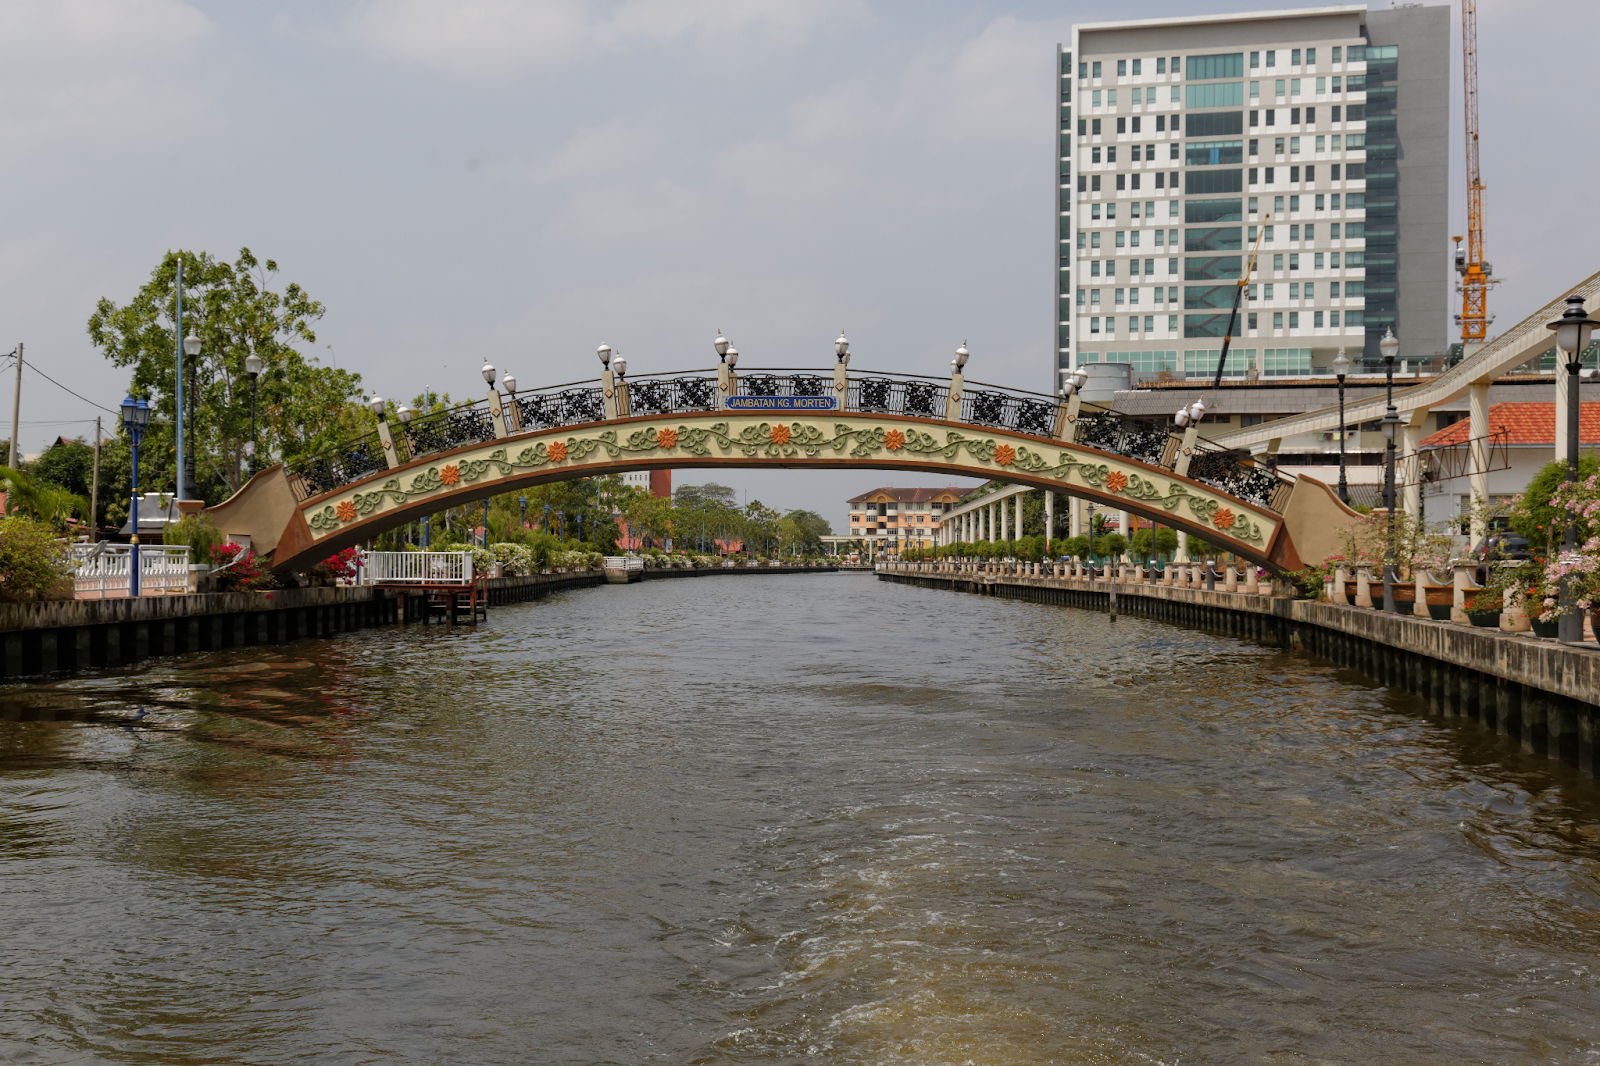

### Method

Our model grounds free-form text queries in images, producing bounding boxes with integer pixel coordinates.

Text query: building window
[1090,262,1100,277]
[1331,104,1342,121]
[1115,288,1125,305]
[1290,165,1300,182]
[1107,259,1116,275]
[1273,253,1283,271]
[1328,281,1339,298]
[1107,146,1117,163]
[1289,224,1299,241]
[1306,48,1316,66]
[1116,174,1126,190]
[1156,115,1166,132]
[1144,315,1155,332]
[1274,79,1285,97]
[1118,59,1127,76]
[1289,311,1299,329]
[1091,176,1101,191]
[1168,257,1178,274]
[1305,106,1315,123]
[1250,51,1260,68]
[1266,50,1276,68]
[1092,118,1102,135]
[1291,78,1301,97]
[1289,253,1300,270]
[1248,312,1258,329]
[1107,89,1117,105]
[1185,53,1244,80]
[1289,282,1299,299]
[1314,311,1324,327]
[1132,59,1142,75]
[1091,289,1101,305]
[1264,167,1275,183]
[1157,57,1166,74]
[1090,318,1100,333]
[1092,61,1102,78]
[1091,232,1101,248]
[1329,222,1340,239]
[1273,311,1283,329]
[1186,82,1245,109]
[1266,110,1276,127]
[1168,315,1178,331]
[1290,108,1300,125]
[1304,223,1314,240]
[1332,46,1342,63]
[1132,117,1141,134]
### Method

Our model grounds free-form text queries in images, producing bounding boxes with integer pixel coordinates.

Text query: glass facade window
[1261,347,1312,375]
[1185,83,1244,108]
[1185,140,1244,166]
[1185,53,1244,80]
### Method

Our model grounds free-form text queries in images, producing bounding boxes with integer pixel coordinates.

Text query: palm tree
[0,467,89,531]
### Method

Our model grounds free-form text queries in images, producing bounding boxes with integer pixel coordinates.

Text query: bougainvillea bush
[1533,472,1600,621]
[214,543,280,592]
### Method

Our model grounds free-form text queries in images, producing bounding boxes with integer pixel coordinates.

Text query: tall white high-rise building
[1056,5,1449,389]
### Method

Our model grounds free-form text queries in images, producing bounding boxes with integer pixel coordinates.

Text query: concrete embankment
[880,567,1600,777]
[0,565,839,680]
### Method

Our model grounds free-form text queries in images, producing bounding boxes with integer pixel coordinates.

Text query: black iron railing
[281,368,1297,514]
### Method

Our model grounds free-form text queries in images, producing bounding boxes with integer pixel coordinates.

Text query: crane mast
[1454,0,1491,343]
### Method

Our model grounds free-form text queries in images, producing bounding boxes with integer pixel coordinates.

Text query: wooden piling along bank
[879,566,1600,778]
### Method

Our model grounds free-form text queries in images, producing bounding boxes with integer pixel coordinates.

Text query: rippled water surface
[4,573,1600,1064]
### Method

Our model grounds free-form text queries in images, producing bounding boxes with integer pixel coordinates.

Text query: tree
[675,482,738,509]
[87,248,366,501]
[783,509,832,554]
[1510,456,1600,552]
[0,466,88,531]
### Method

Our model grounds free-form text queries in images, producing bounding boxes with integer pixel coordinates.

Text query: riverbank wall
[879,565,1600,778]
[1,565,836,680]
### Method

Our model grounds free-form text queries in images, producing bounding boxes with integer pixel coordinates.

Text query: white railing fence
[69,543,192,598]
[603,556,644,573]
[358,550,474,585]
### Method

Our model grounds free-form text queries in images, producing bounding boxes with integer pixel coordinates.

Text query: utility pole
[9,343,21,468]
[90,417,101,542]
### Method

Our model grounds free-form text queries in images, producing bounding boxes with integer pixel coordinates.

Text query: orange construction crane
[1453,0,1495,342]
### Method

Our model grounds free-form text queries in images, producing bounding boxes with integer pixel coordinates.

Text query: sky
[2,0,1591,529]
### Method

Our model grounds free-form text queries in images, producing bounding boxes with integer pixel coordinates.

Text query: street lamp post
[244,351,263,475]
[182,330,201,498]
[520,495,527,530]
[1333,348,1350,503]
[120,395,151,596]
[1379,328,1401,614]
[1547,293,1600,643]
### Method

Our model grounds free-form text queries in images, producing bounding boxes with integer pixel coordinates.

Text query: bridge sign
[725,396,836,411]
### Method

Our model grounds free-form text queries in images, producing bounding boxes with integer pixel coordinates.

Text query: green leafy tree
[0,516,72,599]
[0,466,88,531]
[783,509,832,554]
[1509,456,1600,552]
[87,248,365,501]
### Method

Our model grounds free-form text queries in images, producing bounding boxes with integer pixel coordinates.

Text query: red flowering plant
[307,546,361,586]
[214,543,280,592]
[1530,471,1600,621]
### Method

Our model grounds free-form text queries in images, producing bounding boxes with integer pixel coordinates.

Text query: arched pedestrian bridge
[205,359,1357,574]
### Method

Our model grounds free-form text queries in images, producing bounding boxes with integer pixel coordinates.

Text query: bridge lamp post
[120,394,150,596]
[1379,329,1400,614]
[520,495,527,529]
[1547,294,1600,643]
[1333,348,1350,503]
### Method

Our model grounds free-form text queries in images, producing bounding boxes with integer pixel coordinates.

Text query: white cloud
[350,0,868,79]
[0,0,212,160]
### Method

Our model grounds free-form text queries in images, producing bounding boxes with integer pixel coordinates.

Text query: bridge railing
[276,368,1295,514]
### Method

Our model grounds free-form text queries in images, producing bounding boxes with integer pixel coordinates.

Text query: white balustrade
[359,550,473,585]
[70,544,191,598]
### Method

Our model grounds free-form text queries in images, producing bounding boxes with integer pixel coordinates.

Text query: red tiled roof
[1419,402,1600,448]
[847,486,968,504]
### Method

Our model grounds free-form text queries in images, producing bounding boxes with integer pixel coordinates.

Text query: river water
[3,574,1600,1064]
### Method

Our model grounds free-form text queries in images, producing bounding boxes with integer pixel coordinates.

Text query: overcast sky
[2,0,1588,527]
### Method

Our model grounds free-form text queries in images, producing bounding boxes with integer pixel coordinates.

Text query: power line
[19,355,120,415]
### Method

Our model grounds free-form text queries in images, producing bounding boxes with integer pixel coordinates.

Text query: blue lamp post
[543,502,550,538]
[120,394,150,595]
[519,495,527,529]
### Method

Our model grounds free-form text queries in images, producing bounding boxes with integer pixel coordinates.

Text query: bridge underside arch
[205,412,1309,573]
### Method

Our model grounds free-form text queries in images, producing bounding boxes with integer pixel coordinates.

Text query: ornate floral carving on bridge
[302,416,1269,547]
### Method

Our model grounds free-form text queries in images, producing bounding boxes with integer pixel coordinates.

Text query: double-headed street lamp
[120,394,151,596]
[244,351,263,475]
[1547,293,1600,642]
[1333,348,1351,503]
[1378,328,1401,614]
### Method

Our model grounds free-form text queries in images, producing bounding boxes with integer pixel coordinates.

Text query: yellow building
[847,487,968,556]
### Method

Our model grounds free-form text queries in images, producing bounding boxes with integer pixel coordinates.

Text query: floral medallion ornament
[1211,506,1236,531]
[440,464,461,486]
[656,427,678,449]
[1105,471,1128,493]
[336,500,358,522]
[769,424,792,446]
[547,441,569,462]
[993,444,1016,467]
[884,430,906,451]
